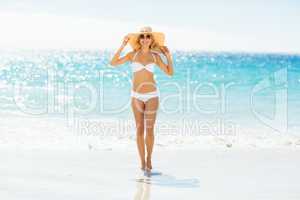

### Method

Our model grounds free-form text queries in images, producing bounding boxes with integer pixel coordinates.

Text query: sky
[0,0,299,52]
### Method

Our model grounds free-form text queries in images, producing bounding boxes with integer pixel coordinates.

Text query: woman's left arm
[154,46,174,76]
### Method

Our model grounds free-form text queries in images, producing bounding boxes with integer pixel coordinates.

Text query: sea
[0,49,299,149]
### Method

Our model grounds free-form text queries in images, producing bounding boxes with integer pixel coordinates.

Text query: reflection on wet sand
[134,178,151,200]
[134,171,199,199]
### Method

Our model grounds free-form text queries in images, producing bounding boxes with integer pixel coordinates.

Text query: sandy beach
[1,146,300,200]
[0,113,300,199]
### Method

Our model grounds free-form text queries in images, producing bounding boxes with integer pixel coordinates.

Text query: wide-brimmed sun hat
[128,26,165,51]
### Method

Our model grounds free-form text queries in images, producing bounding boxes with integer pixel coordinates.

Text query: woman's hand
[159,46,171,56]
[121,34,130,48]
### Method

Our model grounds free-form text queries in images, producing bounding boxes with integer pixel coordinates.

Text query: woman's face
[139,34,153,47]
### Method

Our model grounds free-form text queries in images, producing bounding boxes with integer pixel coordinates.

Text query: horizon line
[0,47,299,56]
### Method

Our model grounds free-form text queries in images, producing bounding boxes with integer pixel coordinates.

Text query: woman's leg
[144,97,159,170]
[131,97,146,170]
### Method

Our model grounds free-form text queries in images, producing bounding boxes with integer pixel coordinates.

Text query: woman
[110,26,174,173]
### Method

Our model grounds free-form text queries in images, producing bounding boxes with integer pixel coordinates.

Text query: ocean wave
[0,116,299,150]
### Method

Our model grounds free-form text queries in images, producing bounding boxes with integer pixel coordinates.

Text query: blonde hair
[133,34,159,51]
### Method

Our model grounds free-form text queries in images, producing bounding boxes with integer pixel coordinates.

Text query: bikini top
[131,50,156,73]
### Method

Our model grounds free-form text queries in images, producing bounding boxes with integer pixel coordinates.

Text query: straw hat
[128,26,165,51]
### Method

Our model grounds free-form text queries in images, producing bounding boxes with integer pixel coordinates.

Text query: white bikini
[131,50,159,102]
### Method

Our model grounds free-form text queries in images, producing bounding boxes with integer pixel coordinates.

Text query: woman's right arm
[110,35,133,66]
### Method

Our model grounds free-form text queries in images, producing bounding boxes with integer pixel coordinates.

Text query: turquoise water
[0,50,299,134]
